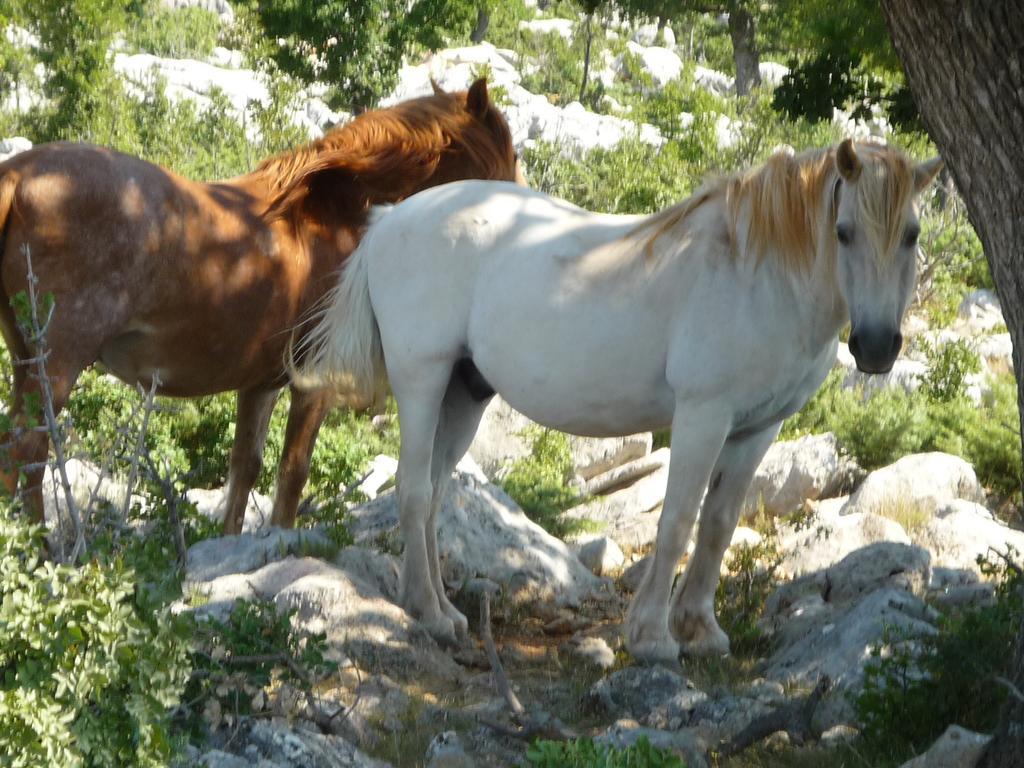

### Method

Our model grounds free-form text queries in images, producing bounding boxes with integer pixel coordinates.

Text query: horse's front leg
[269,386,331,529]
[671,423,779,656]
[626,403,730,665]
[222,388,277,535]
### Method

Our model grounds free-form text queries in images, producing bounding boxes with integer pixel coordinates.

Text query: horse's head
[261,78,520,221]
[832,139,942,373]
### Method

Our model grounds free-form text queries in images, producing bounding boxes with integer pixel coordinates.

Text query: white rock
[632,23,675,47]
[693,66,734,96]
[957,289,1004,333]
[346,469,603,608]
[333,545,400,601]
[564,464,669,552]
[572,535,626,576]
[833,105,890,141]
[778,500,912,577]
[976,332,1014,374]
[0,136,31,162]
[358,454,398,499]
[743,433,859,518]
[42,459,144,531]
[467,396,651,481]
[518,18,575,39]
[583,447,669,495]
[426,731,473,768]
[841,453,985,518]
[186,527,333,583]
[208,46,244,69]
[898,725,991,768]
[565,635,616,669]
[622,41,683,87]
[915,499,1024,577]
[758,61,790,86]
[187,485,272,532]
[714,113,743,149]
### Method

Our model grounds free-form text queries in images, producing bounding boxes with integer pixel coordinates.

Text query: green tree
[240,0,476,111]
[26,0,131,139]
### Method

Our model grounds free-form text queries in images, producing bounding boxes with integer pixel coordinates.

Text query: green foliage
[526,735,686,767]
[501,427,586,539]
[238,0,475,110]
[25,0,132,139]
[918,338,981,403]
[0,507,191,767]
[714,529,781,657]
[126,3,221,59]
[185,599,337,732]
[856,551,1024,760]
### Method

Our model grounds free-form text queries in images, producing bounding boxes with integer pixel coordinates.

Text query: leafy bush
[526,735,686,767]
[501,427,586,539]
[0,507,191,767]
[856,552,1023,759]
[185,600,337,734]
[714,531,782,658]
[127,4,221,59]
[918,338,981,403]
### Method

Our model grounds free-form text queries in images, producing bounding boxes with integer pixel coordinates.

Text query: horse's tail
[289,207,389,409]
[0,167,30,363]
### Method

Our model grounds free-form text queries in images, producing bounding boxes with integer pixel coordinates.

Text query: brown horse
[0,78,519,534]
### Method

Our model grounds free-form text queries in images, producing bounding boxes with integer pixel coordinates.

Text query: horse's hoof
[628,638,681,667]
[673,610,730,657]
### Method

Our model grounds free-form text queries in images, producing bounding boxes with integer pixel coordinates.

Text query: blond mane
[633,142,916,272]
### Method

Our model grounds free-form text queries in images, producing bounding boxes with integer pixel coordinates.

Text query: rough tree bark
[579,12,594,103]
[879,2,1024,766]
[470,6,490,44]
[728,5,760,96]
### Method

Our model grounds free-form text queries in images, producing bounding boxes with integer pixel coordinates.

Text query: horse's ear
[836,139,862,182]
[914,156,944,192]
[430,77,445,96]
[466,77,490,117]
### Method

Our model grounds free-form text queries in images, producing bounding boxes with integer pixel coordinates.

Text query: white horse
[298,140,942,665]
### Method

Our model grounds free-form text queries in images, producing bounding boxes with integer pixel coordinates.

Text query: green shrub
[127,4,221,60]
[714,532,782,658]
[0,507,191,767]
[525,735,686,767]
[501,427,586,539]
[918,338,981,403]
[856,552,1023,760]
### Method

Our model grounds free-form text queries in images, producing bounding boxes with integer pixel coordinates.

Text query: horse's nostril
[848,333,861,359]
[891,332,904,356]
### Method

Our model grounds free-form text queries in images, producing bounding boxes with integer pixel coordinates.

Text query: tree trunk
[879,2,1024,765]
[728,6,760,96]
[470,6,490,44]
[579,12,593,104]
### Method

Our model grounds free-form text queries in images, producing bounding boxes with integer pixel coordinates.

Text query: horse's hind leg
[392,363,457,643]
[269,386,331,529]
[425,368,493,640]
[670,423,779,657]
[222,388,277,535]
[626,403,730,666]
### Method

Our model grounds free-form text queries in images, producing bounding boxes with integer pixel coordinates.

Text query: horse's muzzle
[849,327,903,374]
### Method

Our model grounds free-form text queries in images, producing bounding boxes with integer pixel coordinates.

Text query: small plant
[918,338,981,403]
[501,427,586,539]
[714,531,782,658]
[127,4,221,60]
[856,550,1024,760]
[525,735,686,767]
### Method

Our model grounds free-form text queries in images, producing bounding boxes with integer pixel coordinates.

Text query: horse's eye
[904,225,920,249]
[836,223,853,246]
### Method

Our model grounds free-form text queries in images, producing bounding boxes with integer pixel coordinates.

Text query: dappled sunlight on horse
[300,139,941,662]
[0,78,519,533]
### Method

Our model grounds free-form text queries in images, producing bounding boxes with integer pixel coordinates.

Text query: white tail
[290,209,389,408]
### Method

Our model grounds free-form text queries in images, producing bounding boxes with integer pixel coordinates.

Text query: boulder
[840,453,985,518]
[160,0,234,23]
[777,498,913,578]
[188,486,273,532]
[563,635,616,669]
[914,499,1024,577]
[186,528,334,583]
[466,397,652,481]
[346,469,603,608]
[743,433,860,518]
[898,725,991,768]
[333,545,401,601]
[596,723,708,768]
[357,455,398,499]
[0,136,31,161]
[518,18,575,39]
[693,66,733,96]
[198,719,391,768]
[588,666,707,729]
[563,464,668,552]
[582,448,668,496]
[632,23,676,47]
[425,731,473,768]
[571,534,626,576]
[976,332,1014,374]
[621,41,683,87]
[957,289,1004,334]
[758,61,790,86]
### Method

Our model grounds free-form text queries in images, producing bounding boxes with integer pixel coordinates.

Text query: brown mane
[257,85,515,219]
[633,141,915,272]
